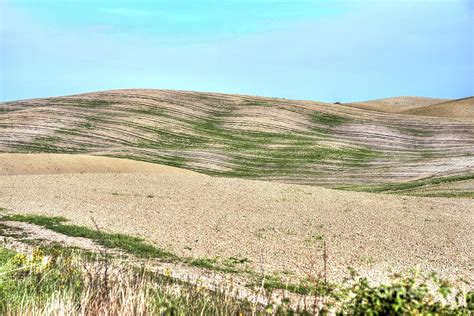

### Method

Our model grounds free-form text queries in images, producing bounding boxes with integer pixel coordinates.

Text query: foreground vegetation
[0,246,472,315]
[1,213,472,314]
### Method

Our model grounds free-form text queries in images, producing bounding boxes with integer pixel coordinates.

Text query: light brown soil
[402,97,474,119]
[1,89,473,188]
[0,153,198,176]
[345,96,450,113]
[1,155,472,285]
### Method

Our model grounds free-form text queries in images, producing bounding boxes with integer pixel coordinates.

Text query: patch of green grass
[187,256,251,273]
[336,174,474,195]
[420,151,437,159]
[13,135,84,154]
[0,214,252,275]
[1,214,176,261]
[408,191,474,199]
[188,258,237,273]
[259,274,334,296]
[311,112,351,127]
[81,122,93,129]
[0,247,16,265]
[220,145,378,178]
[130,107,165,116]
[133,125,206,149]
[304,234,325,245]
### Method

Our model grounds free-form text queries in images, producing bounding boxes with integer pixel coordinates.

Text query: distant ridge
[346,96,450,114]
[401,96,474,118]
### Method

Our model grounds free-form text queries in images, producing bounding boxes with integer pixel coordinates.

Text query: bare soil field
[402,97,474,119]
[346,96,450,113]
[1,89,473,194]
[1,90,473,288]
[0,153,197,176]
[0,154,472,285]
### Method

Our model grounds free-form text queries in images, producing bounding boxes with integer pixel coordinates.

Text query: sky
[0,0,473,102]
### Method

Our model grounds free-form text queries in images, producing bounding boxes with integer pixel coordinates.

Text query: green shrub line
[311,112,351,126]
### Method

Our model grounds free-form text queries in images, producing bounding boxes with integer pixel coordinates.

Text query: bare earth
[0,153,196,176]
[1,154,472,285]
[346,96,450,113]
[402,97,474,119]
[1,89,473,187]
[1,90,473,288]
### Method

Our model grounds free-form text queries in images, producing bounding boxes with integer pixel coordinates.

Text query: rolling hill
[1,89,473,196]
[402,96,474,118]
[345,96,450,113]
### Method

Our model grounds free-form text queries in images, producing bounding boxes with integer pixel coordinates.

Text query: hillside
[0,153,197,176]
[346,96,450,113]
[1,89,473,195]
[402,97,474,118]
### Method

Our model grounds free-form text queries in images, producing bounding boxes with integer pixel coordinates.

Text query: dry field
[1,154,473,285]
[0,90,473,287]
[1,89,473,191]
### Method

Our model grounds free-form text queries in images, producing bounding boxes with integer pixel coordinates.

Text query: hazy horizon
[1,0,473,102]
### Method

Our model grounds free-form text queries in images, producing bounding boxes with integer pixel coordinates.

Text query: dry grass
[1,243,471,315]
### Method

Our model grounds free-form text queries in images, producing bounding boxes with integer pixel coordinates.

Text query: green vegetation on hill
[336,174,474,196]
[11,97,378,179]
[2,91,473,196]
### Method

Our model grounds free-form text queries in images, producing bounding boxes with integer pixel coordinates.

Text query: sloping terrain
[0,153,197,176]
[345,96,450,113]
[0,154,472,284]
[1,89,473,194]
[402,97,474,119]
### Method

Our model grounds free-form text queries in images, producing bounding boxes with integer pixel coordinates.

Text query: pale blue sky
[1,0,473,102]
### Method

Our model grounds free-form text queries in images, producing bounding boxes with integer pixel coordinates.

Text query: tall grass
[0,247,266,315]
[0,245,472,315]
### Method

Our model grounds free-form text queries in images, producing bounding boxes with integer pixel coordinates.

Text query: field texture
[1,154,473,285]
[1,89,473,195]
